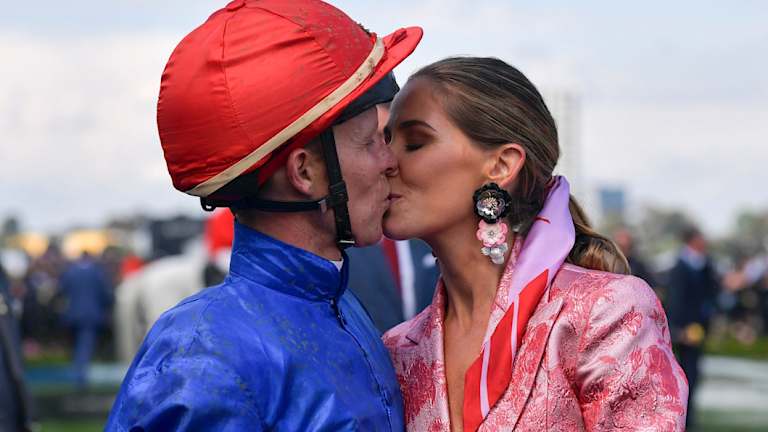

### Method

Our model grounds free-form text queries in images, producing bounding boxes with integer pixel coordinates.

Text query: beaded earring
[473,183,513,264]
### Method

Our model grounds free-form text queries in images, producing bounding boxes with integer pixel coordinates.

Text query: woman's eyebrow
[398,119,436,131]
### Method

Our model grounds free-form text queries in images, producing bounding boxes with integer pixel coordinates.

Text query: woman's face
[383,78,490,241]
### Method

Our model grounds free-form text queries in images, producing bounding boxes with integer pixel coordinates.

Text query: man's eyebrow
[397,119,436,131]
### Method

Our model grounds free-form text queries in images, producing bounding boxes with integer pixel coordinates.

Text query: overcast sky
[1,0,766,235]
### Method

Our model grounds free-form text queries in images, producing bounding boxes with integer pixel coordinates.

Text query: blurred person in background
[106,1,423,430]
[752,257,768,336]
[666,226,720,430]
[348,103,439,332]
[613,226,658,289]
[118,252,144,280]
[113,209,233,362]
[0,257,33,431]
[21,244,66,351]
[59,251,113,389]
[740,254,768,338]
[720,255,762,343]
[348,237,438,332]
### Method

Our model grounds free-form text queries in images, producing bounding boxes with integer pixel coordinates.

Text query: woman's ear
[485,143,525,187]
[285,146,326,198]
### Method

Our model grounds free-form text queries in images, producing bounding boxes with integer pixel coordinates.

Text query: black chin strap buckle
[323,181,349,210]
[200,198,217,212]
[319,129,355,250]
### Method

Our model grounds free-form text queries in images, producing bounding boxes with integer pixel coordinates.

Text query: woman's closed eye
[402,129,432,152]
[405,143,424,152]
[383,127,423,151]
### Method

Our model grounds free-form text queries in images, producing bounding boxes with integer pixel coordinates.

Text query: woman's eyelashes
[384,125,430,151]
[405,143,424,152]
[402,130,432,152]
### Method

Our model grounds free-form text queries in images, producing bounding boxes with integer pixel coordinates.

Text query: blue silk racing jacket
[106,222,405,431]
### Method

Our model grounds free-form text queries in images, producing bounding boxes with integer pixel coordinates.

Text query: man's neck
[237,212,342,261]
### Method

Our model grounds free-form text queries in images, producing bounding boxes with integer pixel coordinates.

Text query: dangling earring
[473,183,512,265]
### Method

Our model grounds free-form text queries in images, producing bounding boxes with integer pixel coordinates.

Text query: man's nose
[381,141,399,177]
[374,103,398,176]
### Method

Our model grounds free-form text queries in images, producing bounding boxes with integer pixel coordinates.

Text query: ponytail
[566,195,630,274]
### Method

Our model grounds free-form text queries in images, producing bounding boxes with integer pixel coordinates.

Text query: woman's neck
[426,220,509,332]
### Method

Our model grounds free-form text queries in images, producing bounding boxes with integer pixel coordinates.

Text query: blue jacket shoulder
[106,283,268,431]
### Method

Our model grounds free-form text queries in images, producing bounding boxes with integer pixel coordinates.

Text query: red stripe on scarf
[462,269,549,432]
[463,356,485,430]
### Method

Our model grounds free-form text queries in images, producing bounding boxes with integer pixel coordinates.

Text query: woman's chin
[382,216,409,240]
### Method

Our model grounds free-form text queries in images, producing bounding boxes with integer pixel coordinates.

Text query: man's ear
[485,143,526,188]
[284,145,327,198]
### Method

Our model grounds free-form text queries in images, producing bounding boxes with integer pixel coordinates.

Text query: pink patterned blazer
[383,262,689,431]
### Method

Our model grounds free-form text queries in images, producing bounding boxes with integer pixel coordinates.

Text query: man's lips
[384,193,401,216]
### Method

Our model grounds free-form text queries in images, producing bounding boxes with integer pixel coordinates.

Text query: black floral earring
[473,183,512,264]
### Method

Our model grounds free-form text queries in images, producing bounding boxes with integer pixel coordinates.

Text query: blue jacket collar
[228,221,349,301]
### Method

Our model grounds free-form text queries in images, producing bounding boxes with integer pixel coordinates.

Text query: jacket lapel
[401,283,452,429]
[403,281,566,431]
[501,295,565,430]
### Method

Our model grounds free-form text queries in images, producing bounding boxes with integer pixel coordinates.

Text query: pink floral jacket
[383,263,689,431]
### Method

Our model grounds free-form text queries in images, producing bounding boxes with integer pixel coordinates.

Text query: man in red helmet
[106,1,422,430]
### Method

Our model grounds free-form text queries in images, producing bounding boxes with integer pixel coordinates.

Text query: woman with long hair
[382,57,688,431]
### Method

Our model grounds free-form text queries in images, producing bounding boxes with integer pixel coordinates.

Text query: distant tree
[730,210,768,256]
[635,206,697,257]
[1,215,21,243]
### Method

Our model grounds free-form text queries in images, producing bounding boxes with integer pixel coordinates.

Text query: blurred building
[543,90,608,223]
[545,90,583,198]
[61,230,114,260]
[598,186,627,226]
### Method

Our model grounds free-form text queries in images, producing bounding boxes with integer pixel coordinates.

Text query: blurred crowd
[1,211,767,429]
[615,226,768,347]
[615,225,768,428]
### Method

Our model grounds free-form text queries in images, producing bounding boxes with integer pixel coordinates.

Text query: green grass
[697,409,768,432]
[25,353,71,368]
[40,419,104,432]
[705,335,768,360]
[30,383,119,396]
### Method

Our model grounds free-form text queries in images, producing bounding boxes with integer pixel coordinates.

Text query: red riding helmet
[158,0,422,201]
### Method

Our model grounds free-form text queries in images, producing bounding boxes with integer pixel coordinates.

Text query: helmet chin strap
[200,129,355,250]
[318,127,356,249]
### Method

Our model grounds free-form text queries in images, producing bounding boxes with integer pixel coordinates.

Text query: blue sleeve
[106,349,265,431]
